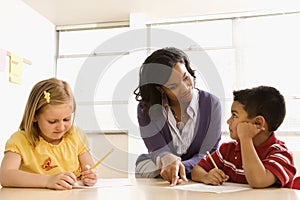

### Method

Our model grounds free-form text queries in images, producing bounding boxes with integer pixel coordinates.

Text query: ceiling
[22,0,131,26]
[22,0,300,27]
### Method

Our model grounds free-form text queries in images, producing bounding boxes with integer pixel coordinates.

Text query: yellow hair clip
[44,91,51,103]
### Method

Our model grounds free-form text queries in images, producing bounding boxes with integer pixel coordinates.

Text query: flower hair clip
[44,91,51,103]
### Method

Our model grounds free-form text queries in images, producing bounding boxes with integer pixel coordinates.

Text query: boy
[191,86,296,188]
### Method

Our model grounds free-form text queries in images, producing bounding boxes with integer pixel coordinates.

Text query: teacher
[133,47,222,186]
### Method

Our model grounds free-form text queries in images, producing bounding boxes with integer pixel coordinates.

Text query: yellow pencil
[91,148,114,169]
[206,151,218,169]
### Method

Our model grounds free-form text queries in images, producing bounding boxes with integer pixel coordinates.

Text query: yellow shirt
[4,127,89,178]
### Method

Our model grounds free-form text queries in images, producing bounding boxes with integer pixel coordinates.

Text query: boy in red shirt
[191,86,296,188]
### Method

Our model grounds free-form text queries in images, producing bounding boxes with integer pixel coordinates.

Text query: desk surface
[1,178,300,200]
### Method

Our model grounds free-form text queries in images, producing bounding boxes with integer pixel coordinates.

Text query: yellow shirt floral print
[4,126,89,179]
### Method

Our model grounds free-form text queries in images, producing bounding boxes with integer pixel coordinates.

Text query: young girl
[0,78,98,190]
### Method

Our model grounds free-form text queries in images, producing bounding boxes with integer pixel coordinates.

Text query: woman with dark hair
[134,47,222,186]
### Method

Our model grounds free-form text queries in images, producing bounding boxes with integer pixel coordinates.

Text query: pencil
[91,148,114,169]
[206,151,218,169]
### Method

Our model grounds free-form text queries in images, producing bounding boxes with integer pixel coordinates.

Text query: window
[57,12,300,134]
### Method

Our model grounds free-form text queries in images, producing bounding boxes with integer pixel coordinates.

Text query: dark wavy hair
[134,47,196,115]
[233,86,286,131]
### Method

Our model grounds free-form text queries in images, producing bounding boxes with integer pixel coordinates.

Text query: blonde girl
[0,78,97,189]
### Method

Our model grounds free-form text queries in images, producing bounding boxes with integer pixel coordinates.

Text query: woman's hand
[81,165,98,186]
[158,154,188,186]
[46,172,76,190]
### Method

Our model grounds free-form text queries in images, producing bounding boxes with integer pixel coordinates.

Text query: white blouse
[163,89,199,155]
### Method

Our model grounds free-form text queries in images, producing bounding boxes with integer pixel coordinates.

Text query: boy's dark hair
[233,86,285,131]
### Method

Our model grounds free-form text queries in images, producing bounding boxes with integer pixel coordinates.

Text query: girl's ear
[254,116,266,130]
[33,115,38,122]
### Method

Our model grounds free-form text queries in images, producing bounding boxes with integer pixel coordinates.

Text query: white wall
[0,0,56,161]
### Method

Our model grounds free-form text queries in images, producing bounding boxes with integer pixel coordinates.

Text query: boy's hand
[81,165,98,186]
[237,122,264,140]
[201,168,229,186]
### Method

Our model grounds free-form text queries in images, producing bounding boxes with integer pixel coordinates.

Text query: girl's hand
[46,172,76,190]
[81,165,98,186]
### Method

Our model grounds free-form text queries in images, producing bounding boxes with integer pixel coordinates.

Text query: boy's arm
[238,123,277,188]
[239,138,277,188]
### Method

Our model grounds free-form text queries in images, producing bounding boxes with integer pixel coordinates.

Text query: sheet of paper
[170,182,251,193]
[73,178,133,189]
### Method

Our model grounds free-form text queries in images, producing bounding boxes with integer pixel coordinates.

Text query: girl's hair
[134,47,195,115]
[19,78,76,147]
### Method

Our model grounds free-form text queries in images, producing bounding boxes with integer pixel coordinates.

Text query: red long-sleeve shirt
[198,133,296,188]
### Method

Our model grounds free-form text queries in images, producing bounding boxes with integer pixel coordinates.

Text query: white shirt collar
[162,89,198,117]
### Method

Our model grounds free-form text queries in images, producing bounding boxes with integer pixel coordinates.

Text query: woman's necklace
[170,108,188,130]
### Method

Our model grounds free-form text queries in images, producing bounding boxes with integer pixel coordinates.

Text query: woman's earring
[161,91,166,100]
[193,78,196,88]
